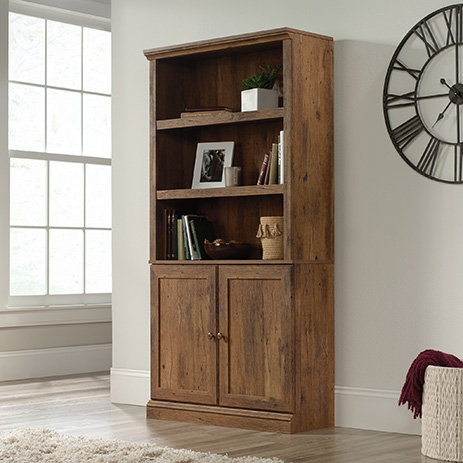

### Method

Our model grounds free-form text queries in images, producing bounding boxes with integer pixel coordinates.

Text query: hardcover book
[183,215,208,260]
[269,143,279,185]
[257,152,270,185]
[190,219,216,260]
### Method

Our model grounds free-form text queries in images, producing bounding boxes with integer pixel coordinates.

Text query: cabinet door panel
[218,265,293,412]
[151,265,217,405]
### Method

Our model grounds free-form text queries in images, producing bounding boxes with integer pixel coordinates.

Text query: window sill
[0,305,111,328]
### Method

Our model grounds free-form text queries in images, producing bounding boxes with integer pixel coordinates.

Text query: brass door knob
[207,332,215,340]
[217,332,224,340]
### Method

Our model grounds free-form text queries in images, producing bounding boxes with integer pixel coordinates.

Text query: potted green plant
[241,64,282,112]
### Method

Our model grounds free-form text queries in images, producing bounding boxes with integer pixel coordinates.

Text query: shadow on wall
[333,40,463,394]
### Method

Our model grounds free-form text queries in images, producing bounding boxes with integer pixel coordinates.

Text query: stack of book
[164,210,216,260]
[257,130,284,185]
[180,106,233,118]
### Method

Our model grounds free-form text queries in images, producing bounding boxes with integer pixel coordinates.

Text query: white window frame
[0,0,112,327]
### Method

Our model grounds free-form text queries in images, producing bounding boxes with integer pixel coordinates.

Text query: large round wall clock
[383,4,463,183]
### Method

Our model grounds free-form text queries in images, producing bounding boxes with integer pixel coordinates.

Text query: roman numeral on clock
[417,137,440,176]
[385,91,449,110]
[391,115,424,150]
[444,8,457,45]
[392,59,420,80]
[385,91,416,109]
[455,144,463,182]
[415,22,442,58]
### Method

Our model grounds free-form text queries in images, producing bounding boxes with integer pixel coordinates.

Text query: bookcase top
[143,27,333,60]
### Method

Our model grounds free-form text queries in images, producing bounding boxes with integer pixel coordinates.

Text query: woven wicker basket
[422,365,463,462]
[256,216,283,260]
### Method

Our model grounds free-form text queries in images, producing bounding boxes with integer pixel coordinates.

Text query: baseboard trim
[0,344,112,382]
[335,385,421,435]
[109,371,422,435]
[110,368,150,406]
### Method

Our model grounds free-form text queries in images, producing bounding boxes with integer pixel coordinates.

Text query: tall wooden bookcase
[144,28,333,434]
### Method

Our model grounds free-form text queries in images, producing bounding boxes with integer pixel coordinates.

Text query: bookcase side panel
[287,35,334,262]
[292,262,334,432]
[282,39,292,261]
[150,60,157,261]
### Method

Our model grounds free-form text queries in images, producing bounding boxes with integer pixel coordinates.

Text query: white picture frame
[191,141,235,189]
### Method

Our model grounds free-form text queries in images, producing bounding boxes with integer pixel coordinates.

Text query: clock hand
[432,100,453,127]
[441,78,463,98]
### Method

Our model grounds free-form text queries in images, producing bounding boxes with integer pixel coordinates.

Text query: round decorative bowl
[204,239,253,260]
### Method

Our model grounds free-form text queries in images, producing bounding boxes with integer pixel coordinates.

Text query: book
[169,210,179,260]
[177,218,185,260]
[181,216,191,260]
[163,209,168,260]
[268,143,278,184]
[279,130,284,184]
[257,152,270,185]
[173,212,180,260]
[190,219,216,260]
[183,106,233,112]
[181,107,233,118]
[263,150,272,185]
[183,215,207,260]
[167,209,172,259]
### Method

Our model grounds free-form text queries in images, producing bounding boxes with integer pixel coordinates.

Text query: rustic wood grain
[286,33,334,261]
[218,266,293,413]
[157,108,284,130]
[156,184,283,200]
[150,266,217,405]
[144,28,332,61]
[147,399,294,433]
[147,28,334,433]
[293,263,335,432]
[150,60,157,261]
[148,259,333,265]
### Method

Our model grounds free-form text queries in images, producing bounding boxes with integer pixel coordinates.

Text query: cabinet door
[151,265,217,405]
[218,265,293,412]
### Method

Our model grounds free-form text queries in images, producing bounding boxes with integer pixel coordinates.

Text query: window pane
[10,158,47,226]
[9,83,45,151]
[47,21,81,90]
[50,161,84,227]
[49,229,83,294]
[83,28,111,94]
[86,230,111,293]
[9,13,45,84]
[86,164,111,228]
[10,228,47,295]
[83,94,111,158]
[47,89,81,155]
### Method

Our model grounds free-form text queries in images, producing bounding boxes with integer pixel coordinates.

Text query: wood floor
[0,373,438,463]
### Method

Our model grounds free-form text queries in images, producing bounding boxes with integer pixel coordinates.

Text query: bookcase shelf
[156,108,284,130]
[156,184,283,200]
[144,28,334,434]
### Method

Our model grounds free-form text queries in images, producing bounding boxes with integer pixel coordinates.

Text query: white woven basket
[422,365,463,462]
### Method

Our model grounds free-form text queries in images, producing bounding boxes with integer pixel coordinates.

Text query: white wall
[111,0,463,433]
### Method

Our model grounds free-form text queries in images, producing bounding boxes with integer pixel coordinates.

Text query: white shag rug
[0,428,284,463]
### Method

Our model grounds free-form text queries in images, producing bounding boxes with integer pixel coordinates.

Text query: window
[8,11,111,307]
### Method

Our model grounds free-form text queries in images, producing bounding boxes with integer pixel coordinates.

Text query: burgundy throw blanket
[399,349,463,418]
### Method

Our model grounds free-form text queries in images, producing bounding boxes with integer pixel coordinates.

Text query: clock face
[384,4,463,183]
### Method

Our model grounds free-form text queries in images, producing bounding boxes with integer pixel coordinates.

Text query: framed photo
[192,142,234,189]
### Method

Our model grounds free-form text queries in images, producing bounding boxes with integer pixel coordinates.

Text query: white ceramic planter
[241,88,278,112]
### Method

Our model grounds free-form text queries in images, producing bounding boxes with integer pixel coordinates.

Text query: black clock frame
[383,3,463,184]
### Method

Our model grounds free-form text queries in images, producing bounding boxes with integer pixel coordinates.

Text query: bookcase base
[147,400,299,433]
